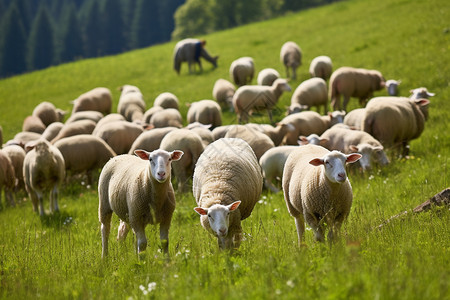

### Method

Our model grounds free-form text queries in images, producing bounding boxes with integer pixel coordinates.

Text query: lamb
[32,101,66,126]
[290,77,328,115]
[149,108,183,129]
[232,78,292,124]
[245,122,295,146]
[0,150,16,207]
[224,125,275,160]
[50,119,97,144]
[257,68,280,86]
[53,135,117,185]
[118,85,146,122]
[329,66,386,111]
[212,79,236,111]
[2,144,26,193]
[153,92,179,110]
[187,100,222,129]
[193,138,263,249]
[41,122,64,141]
[23,139,65,216]
[409,87,435,99]
[280,41,302,80]
[71,87,112,115]
[343,108,365,130]
[282,144,361,244]
[259,146,298,193]
[229,57,255,86]
[159,129,204,192]
[128,127,178,155]
[309,55,333,81]
[320,126,389,171]
[93,120,144,155]
[173,38,218,74]
[385,79,401,96]
[362,96,430,156]
[98,148,183,257]
[22,116,46,134]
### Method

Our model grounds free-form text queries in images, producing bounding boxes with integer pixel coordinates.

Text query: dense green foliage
[0,0,449,299]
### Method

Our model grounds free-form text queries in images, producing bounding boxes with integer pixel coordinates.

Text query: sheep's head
[194,201,241,238]
[309,151,361,183]
[135,149,183,183]
[349,144,388,171]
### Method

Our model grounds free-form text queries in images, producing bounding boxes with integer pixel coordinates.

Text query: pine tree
[83,0,102,57]
[59,2,84,63]
[11,0,32,34]
[130,0,161,49]
[27,4,55,70]
[101,0,126,55]
[159,0,186,41]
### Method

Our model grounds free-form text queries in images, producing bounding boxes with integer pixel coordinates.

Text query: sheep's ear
[134,149,150,160]
[298,136,308,145]
[346,153,362,164]
[171,150,184,161]
[319,138,329,146]
[194,207,208,216]
[309,158,324,166]
[228,201,241,211]
[349,145,359,153]
[373,146,384,152]
[414,99,430,106]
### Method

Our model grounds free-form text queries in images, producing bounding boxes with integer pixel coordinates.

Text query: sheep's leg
[218,236,233,250]
[133,225,148,254]
[159,223,170,254]
[264,178,280,193]
[117,220,130,241]
[28,189,39,214]
[294,215,306,246]
[100,214,112,258]
[285,67,290,79]
[291,66,297,80]
[331,94,340,111]
[50,184,59,213]
[197,60,203,73]
[232,228,243,249]
[5,189,15,207]
[267,109,274,125]
[35,190,45,216]
[342,95,351,112]
[305,213,325,242]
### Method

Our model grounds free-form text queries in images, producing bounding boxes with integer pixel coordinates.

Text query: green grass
[0,0,449,299]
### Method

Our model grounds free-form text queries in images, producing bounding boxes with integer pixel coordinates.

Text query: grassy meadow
[0,0,449,299]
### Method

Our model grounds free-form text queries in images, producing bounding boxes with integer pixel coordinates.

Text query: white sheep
[128,127,178,155]
[280,41,302,80]
[93,113,126,135]
[153,92,179,110]
[32,101,66,126]
[298,133,328,146]
[309,55,333,81]
[187,99,222,129]
[186,122,214,147]
[212,79,236,111]
[229,57,255,86]
[224,125,275,160]
[142,106,164,124]
[320,126,389,171]
[65,110,104,124]
[385,79,401,96]
[343,108,365,130]
[245,122,295,146]
[257,68,281,86]
[232,78,291,124]
[118,85,146,122]
[11,132,42,149]
[290,77,328,115]
[22,115,46,134]
[71,87,112,115]
[282,144,361,244]
[0,150,16,207]
[149,108,183,129]
[211,125,233,141]
[50,119,97,144]
[98,149,183,257]
[23,139,65,216]
[2,144,26,193]
[93,120,144,155]
[41,122,64,141]
[193,138,263,249]
[409,87,435,99]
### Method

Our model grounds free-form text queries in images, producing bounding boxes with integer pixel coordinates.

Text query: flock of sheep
[0,38,434,256]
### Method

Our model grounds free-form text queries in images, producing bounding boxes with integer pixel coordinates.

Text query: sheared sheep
[32,101,66,126]
[71,87,112,115]
[173,38,218,74]
[329,66,386,111]
[229,57,255,86]
[187,100,222,129]
[224,125,275,160]
[93,120,144,155]
[290,77,328,115]
[50,119,96,144]
[118,85,146,122]
[282,144,361,244]
[149,108,183,129]
[128,127,178,155]
[153,92,179,110]
[212,79,236,111]
[23,139,65,216]
[257,68,280,86]
[232,78,291,124]
[280,41,302,80]
[98,149,183,257]
[193,138,263,249]
[259,146,298,193]
[0,150,16,207]
[385,79,401,96]
[309,55,333,81]
[409,87,435,99]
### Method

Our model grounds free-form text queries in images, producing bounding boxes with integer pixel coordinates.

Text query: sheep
[385,79,401,96]
[211,125,233,141]
[343,108,365,130]
[149,108,183,129]
[2,144,26,193]
[0,150,16,207]
[290,77,328,115]
[93,121,144,155]
[257,68,280,86]
[128,127,178,155]
[65,110,104,124]
[98,148,183,257]
[259,146,298,193]
[32,101,66,126]
[118,85,146,122]
[232,78,292,124]
[409,87,435,99]
[153,92,179,110]
[362,96,430,157]
[282,144,361,244]
[142,106,164,124]
[50,119,96,144]
[286,103,309,115]
[186,122,214,147]
[93,113,126,135]
[246,122,295,146]
[159,129,204,192]
[22,116,46,134]
[187,100,222,129]
[173,38,218,74]
[11,132,41,149]
[23,139,65,216]
[53,135,117,185]
[229,57,255,86]
[320,126,389,171]
[212,79,235,111]
[71,87,112,115]
[41,122,64,141]
[329,66,386,111]
[224,125,275,160]
[298,133,328,146]
[309,55,333,81]
[193,138,263,249]
[280,41,302,80]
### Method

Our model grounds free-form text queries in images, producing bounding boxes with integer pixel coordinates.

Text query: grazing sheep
[32,101,66,126]
[286,103,309,115]
[153,92,179,110]
[385,79,401,96]
[149,108,183,129]
[53,135,117,185]
[280,41,302,80]
[193,138,263,249]
[212,79,235,110]
[362,96,430,156]
[246,122,295,146]
[259,146,298,193]
[118,85,146,122]
[320,126,389,170]
[187,100,222,129]
[93,121,144,155]
[65,111,104,124]
[50,119,96,144]
[72,87,112,115]
[93,113,126,135]
[282,144,361,244]
[142,106,164,124]
[232,78,292,124]
[22,116,46,134]
[229,57,255,86]
[128,127,178,155]
[98,149,183,257]
[298,133,328,146]
[0,150,16,207]
[186,122,214,147]
[159,129,204,192]
[309,55,333,81]
[11,132,41,148]
[23,139,65,216]
[41,122,64,141]
[2,144,26,193]
[290,77,328,115]
[173,38,218,74]
[343,108,365,130]
[224,125,275,160]
[211,125,233,141]
[257,68,280,86]
[329,66,386,111]
[409,87,435,99]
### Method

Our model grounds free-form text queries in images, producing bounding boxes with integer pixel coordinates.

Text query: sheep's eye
[208,214,213,221]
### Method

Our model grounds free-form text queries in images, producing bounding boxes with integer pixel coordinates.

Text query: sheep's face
[310,151,361,183]
[134,149,184,183]
[194,201,241,238]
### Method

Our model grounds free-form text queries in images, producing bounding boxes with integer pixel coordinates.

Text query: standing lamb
[282,144,361,244]
[23,139,65,216]
[98,149,183,257]
[362,96,430,156]
[117,85,146,122]
[173,38,218,74]
[0,150,16,207]
[187,100,222,129]
[280,41,302,80]
[309,55,333,81]
[257,68,280,86]
[212,78,235,111]
[71,87,112,115]
[232,78,291,124]
[229,57,255,86]
[32,101,66,126]
[193,138,263,249]
[153,92,179,110]
[290,77,328,115]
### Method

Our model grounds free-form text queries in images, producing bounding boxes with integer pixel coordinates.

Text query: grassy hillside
[0,0,449,299]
